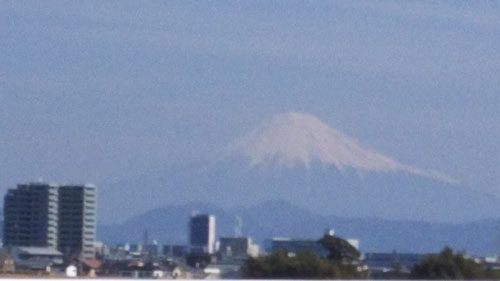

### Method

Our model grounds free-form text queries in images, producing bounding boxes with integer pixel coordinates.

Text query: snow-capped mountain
[230,112,455,183]
[100,112,500,224]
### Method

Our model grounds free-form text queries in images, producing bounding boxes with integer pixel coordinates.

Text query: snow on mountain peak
[230,112,456,183]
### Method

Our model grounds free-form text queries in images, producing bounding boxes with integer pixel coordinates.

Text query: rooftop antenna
[235,216,243,237]
[143,229,149,245]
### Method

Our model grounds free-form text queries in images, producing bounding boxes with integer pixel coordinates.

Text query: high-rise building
[58,184,97,260]
[3,183,97,260]
[3,183,59,248]
[189,214,215,254]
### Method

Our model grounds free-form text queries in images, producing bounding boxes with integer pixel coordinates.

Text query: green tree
[243,250,345,279]
[318,234,360,263]
[242,235,365,279]
[410,247,484,280]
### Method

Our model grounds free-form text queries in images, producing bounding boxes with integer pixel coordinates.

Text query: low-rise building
[10,246,63,274]
[364,252,425,274]
[0,248,15,273]
[100,260,186,279]
[270,238,329,257]
[219,237,259,262]
[163,244,188,258]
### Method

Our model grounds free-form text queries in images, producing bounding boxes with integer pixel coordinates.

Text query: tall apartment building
[3,183,97,260]
[189,214,216,254]
[3,183,59,248]
[58,185,97,259]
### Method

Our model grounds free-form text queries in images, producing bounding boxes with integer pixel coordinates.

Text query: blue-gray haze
[1,1,500,222]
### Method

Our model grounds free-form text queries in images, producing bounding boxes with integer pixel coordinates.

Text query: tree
[242,234,365,279]
[242,250,345,279]
[318,234,360,263]
[410,247,484,280]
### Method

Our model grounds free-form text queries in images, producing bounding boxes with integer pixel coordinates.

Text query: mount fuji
[101,112,500,224]
[230,112,455,182]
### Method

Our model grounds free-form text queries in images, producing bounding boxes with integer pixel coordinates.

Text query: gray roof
[17,247,62,256]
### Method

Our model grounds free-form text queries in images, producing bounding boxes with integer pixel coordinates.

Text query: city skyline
[1,0,500,246]
[2,1,500,278]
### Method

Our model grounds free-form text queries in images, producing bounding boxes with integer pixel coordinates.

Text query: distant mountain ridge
[97,200,500,256]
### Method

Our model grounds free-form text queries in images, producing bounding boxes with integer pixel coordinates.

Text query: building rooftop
[16,247,63,256]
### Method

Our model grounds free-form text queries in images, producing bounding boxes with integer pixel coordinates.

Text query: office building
[3,183,97,260]
[189,214,215,254]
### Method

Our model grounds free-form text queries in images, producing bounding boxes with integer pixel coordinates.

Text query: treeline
[410,247,500,280]
[242,234,366,279]
[243,240,500,280]
[243,251,363,279]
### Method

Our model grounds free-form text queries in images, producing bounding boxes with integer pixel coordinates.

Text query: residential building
[58,184,97,260]
[212,237,260,278]
[3,183,97,260]
[100,260,188,279]
[10,246,63,273]
[0,248,15,273]
[189,214,215,254]
[3,183,59,248]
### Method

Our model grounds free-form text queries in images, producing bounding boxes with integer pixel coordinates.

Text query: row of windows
[59,230,84,234]
[59,211,84,215]
[4,230,46,235]
[4,218,46,223]
[6,201,92,207]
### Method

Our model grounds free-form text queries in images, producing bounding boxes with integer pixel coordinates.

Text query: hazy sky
[1,1,500,198]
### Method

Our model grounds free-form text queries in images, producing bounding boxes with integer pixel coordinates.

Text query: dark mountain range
[97,200,500,256]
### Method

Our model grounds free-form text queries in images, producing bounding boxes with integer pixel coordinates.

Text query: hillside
[98,200,500,255]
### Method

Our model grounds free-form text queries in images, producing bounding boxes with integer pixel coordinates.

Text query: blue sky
[1,1,499,199]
